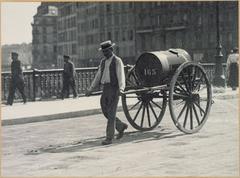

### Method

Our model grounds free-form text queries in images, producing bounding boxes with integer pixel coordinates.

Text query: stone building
[56,2,136,67]
[56,3,78,67]
[32,2,58,69]
[34,1,238,68]
[134,1,238,63]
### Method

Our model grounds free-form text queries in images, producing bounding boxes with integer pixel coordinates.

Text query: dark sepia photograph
[1,1,239,176]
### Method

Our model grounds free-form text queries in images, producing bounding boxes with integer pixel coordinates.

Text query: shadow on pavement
[26,127,186,155]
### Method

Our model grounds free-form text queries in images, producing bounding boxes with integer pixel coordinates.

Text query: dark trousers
[7,78,26,105]
[100,84,126,140]
[61,77,77,99]
[228,63,239,89]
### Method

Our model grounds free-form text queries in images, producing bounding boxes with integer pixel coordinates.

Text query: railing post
[32,68,37,101]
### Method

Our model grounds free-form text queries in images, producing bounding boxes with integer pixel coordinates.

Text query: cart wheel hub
[140,93,154,103]
[189,93,200,102]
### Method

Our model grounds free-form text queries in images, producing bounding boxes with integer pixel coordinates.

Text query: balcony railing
[1,63,226,103]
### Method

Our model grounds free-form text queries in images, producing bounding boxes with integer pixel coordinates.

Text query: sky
[1,2,41,45]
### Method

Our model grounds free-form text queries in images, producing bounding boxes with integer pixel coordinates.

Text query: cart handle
[79,84,168,97]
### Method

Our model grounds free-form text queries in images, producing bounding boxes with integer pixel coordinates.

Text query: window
[100,32,105,41]
[72,44,77,54]
[183,13,188,22]
[73,17,76,27]
[107,15,112,25]
[106,4,111,12]
[78,36,81,44]
[227,33,232,44]
[57,21,62,30]
[53,45,57,53]
[115,31,119,41]
[100,17,104,27]
[128,30,133,40]
[115,15,119,25]
[121,3,125,10]
[122,30,126,41]
[208,32,215,46]
[43,35,47,43]
[95,19,99,28]
[67,18,71,28]
[43,46,47,53]
[108,32,112,40]
[209,13,214,25]
[64,32,67,42]
[58,46,63,55]
[157,15,161,25]
[197,15,202,26]
[129,2,133,9]
[64,19,67,29]
[121,14,127,24]
[173,14,178,23]
[176,32,183,48]
[43,27,46,34]
[126,14,129,24]
[115,3,120,11]
[227,12,233,23]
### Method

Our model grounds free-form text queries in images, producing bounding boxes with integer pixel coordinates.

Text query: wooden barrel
[135,48,191,87]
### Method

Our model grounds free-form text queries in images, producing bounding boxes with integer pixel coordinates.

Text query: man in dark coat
[61,55,77,99]
[86,40,128,145]
[7,52,26,105]
[227,47,239,90]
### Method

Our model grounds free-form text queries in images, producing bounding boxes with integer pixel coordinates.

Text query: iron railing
[1,63,227,102]
[1,67,99,102]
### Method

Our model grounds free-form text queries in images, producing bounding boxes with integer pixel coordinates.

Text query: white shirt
[90,54,125,91]
[227,53,239,64]
[227,53,239,75]
[101,55,113,84]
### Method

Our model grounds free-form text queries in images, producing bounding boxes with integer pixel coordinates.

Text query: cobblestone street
[1,98,239,176]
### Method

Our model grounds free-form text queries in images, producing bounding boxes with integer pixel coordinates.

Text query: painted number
[144,68,157,76]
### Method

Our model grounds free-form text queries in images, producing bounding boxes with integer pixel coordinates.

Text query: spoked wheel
[169,62,212,134]
[122,67,167,131]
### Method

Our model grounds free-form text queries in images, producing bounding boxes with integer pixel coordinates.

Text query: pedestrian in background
[86,40,128,145]
[61,55,77,99]
[7,52,26,105]
[227,47,239,90]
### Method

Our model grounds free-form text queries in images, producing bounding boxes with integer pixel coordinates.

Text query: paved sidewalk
[2,95,102,126]
[1,87,238,126]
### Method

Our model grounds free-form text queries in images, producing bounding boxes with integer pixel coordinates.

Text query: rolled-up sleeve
[116,58,126,91]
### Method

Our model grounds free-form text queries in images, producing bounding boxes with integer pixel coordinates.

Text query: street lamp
[212,1,226,87]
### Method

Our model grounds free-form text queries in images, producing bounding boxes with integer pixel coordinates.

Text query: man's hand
[85,89,92,97]
[119,89,124,96]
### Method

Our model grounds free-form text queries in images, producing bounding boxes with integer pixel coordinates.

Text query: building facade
[33,1,238,69]
[134,1,238,63]
[32,2,58,69]
[56,3,78,67]
[56,2,137,67]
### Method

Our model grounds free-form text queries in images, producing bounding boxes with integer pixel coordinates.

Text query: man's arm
[70,62,75,78]
[85,61,102,96]
[226,55,232,78]
[116,57,125,92]
[11,61,14,75]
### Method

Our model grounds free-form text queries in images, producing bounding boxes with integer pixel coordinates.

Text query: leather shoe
[116,124,128,139]
[101,139,112,145]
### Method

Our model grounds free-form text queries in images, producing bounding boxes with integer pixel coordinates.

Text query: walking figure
[227,47,239,90]
[61,55,77,99]
[7,52,26,105]
[86,40,128,145]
